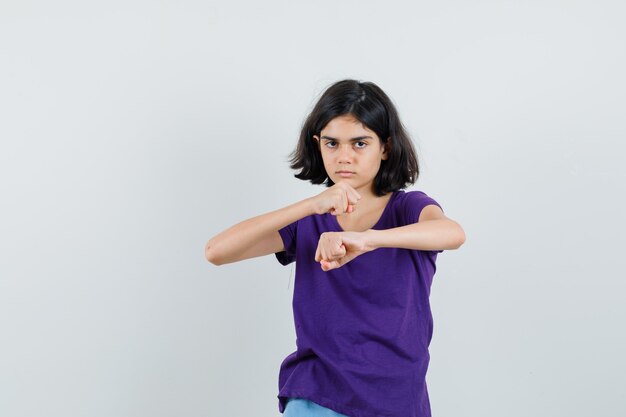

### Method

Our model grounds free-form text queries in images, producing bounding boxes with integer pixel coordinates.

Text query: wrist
[304,196,319,216]
[362,229,380,252]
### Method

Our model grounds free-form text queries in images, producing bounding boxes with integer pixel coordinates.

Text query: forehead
[321,115,376,138]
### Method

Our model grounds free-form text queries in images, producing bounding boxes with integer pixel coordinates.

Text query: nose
[337,143,354,163]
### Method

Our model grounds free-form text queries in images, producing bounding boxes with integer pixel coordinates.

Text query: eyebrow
[320,135,373,141]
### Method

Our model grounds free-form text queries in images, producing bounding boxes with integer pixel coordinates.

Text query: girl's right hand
[311,181,362,216]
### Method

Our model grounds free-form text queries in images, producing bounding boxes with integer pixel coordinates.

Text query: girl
[205,79,466,417]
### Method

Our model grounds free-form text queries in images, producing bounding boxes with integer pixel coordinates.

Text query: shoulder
[394,189,436,207]
[394,189,445,223]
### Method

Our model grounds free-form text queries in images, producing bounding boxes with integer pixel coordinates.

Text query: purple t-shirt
[274,189,444,417]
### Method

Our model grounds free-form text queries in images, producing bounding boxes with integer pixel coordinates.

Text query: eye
[324,141,368,149]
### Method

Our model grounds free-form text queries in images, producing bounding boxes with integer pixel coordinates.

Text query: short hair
[286,79,420,196]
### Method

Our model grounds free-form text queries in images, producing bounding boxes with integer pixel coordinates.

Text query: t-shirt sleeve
[274,220,298,265]
[403,191,445,254]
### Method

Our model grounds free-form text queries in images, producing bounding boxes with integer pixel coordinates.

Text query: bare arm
[362,219,465,252]
[205,196,316,266]
[363,204,466,252]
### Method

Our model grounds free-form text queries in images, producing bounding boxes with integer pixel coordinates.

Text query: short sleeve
[403,191,445,254]
[274,220,298,265]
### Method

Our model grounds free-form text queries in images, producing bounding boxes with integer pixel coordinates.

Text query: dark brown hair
[285,79,420,196]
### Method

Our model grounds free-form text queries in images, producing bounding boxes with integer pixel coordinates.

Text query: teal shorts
[283,397,349,417]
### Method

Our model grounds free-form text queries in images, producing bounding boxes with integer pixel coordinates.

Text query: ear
[313,135,320,148]
[381,137,391,160]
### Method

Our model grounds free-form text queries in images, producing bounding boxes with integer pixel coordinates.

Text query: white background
[1,1,624,416]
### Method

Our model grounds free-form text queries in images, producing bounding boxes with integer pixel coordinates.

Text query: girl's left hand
[314,231,369,271]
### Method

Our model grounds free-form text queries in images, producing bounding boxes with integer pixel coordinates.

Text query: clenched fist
[310,181,362,216]
[314,231,370,271]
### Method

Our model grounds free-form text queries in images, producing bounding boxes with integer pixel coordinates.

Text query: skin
[204,114,465,269]
[313,114,390,203]
[312,114,392,271]
[310,114,465,271]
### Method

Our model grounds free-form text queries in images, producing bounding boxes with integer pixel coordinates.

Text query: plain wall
[1,1,625,416]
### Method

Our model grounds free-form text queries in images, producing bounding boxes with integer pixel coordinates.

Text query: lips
[336,171,354,174]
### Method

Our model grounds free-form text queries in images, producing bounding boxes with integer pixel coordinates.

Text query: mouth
[336,171,355,177]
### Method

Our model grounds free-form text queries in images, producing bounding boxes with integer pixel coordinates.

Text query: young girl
[205,79,466,417]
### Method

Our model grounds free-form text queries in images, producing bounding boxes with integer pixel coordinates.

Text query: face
[313,114,389,195]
